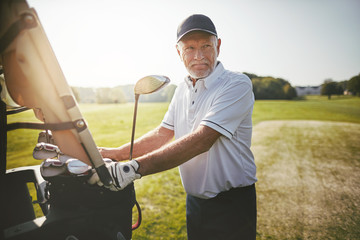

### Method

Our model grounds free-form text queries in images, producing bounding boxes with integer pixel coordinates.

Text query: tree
[321,79,343,99]
[338,80,348,93]
[262,77,286,99]
[252,77,296,100]
[283,83,297,100]
[111,87,127,103]
[252,78,267,99]
[348,74,360,96]
[96,88,112,103]
[243,72,258,80]
[96,87,127,104]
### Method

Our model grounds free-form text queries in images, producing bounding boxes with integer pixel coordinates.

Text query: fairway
[253,120,360,240]
[4,96,360,239]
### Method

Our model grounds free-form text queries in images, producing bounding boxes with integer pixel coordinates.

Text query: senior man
[90,14,257,239]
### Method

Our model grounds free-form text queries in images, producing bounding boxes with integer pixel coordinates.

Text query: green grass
[253,95,360,125]
[5,95,360,239]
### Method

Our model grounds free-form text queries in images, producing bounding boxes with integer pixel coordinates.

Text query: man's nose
[193,49,204,60]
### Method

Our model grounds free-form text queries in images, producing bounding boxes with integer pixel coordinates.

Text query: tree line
[321,73,360,99]
[72,73,298,103]
[244,72,297,100]
[71,84,177,104]
[71,72,360,103]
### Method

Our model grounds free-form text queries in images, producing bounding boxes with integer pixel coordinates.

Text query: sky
[27,0,360,88]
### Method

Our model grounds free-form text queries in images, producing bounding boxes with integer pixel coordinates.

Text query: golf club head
[129,75,170,160]
[66,158,91,175]
[134,75,170,95]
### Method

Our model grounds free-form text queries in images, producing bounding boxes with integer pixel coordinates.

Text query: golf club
[66,158,92,175]
[129,75,170,160]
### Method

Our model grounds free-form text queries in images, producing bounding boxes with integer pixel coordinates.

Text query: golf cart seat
[0,1,137,239]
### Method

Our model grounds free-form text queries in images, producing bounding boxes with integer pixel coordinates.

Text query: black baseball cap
[177,14,217,42]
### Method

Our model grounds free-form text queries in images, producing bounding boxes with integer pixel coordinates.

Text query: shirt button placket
[192,89,197,105]
[187,89,194,129]
[190,88,197,107]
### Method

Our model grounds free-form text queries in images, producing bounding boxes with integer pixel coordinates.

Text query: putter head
[134,75,170,95]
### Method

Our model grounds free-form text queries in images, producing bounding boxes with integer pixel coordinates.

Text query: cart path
[252,120,360,239]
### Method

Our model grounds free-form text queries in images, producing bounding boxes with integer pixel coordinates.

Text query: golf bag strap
[0,97,7,176]
[6,107,30,115]
[132,200,142,230]
[0,12,37,54]
[7,119,87,132]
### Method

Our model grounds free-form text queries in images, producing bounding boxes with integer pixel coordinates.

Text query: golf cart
[0,0,169,239]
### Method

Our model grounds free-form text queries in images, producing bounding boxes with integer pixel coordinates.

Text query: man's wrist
[131,159,142,179]
[114,147,128,161]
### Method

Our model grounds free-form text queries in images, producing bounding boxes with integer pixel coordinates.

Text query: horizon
[71,76,334,89]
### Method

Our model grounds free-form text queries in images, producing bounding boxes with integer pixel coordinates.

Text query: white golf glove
[88,160,141,191]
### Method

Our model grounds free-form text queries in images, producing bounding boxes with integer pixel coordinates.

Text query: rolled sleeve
[160,85,180,131]
[201,78,254,139]
[161,112,174,130]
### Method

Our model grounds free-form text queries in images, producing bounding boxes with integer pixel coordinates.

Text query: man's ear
[176,44,183,62]
[217,38,221,57]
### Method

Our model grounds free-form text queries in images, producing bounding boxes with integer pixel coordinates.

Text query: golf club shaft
[129,94,140,160]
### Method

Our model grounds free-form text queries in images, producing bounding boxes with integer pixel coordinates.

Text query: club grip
[96,164,113,187]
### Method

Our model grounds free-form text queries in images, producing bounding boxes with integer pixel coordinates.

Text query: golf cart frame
[0,0,139,239]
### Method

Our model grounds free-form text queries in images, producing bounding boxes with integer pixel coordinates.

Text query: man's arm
[90,124,221,190]
[99,126,174,161]
[136,125,221,176]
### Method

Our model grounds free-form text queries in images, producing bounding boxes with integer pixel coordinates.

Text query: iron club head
[66,158,91,175]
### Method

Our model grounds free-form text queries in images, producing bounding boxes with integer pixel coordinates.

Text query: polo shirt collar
[184,61,225,89]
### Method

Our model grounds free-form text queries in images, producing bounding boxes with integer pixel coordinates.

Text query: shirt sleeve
[160,84,180,131]
[161,110,174,130]
[201,75,254,139]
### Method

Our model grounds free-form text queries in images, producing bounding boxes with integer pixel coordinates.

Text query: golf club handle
[96,164,113,186]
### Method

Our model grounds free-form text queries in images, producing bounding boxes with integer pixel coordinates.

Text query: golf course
[6,95,360,239]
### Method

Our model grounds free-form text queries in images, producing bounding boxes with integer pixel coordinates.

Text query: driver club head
[134,75,170,95]
[129,75,170,160]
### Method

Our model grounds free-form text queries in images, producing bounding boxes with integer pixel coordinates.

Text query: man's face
[177,31,221,79]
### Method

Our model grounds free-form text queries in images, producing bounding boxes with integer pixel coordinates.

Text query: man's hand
[88,160,141,191]
[98,147,120,160]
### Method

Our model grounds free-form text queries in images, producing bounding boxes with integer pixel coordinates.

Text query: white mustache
[190,61,209,66]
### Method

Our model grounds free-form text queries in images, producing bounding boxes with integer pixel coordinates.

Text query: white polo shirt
[161,62,257,199]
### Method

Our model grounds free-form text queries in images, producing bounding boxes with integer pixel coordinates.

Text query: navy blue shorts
[186,184,257,240]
